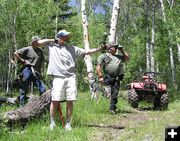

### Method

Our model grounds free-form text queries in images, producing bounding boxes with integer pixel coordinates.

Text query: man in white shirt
[38,30,105,131]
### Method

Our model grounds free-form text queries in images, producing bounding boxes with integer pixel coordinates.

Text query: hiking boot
[109,110,117,114]
[49,123,56,130]
[65,122,72,131]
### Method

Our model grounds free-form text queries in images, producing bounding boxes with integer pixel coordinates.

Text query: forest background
[0,0,179,96]
[0,0,180,141]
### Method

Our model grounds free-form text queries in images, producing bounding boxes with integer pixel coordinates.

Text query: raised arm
[37,39,55,47]
[83,46,105,55]
[119,48,129,61]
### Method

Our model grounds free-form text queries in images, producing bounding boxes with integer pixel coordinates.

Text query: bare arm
[37,39,55,47]
[13,52,25,63]
[119,48,129,61]
[96,64,104,83]
[84,46,104,55]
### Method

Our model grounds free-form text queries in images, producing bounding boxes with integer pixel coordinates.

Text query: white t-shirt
[47,44,85,77]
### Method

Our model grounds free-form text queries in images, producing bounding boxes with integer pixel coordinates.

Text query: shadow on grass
[87,124,125,130]
[116,109,135,114]
[137,107,154,111]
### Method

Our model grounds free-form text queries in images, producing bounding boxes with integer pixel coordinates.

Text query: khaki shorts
[51,75,77,101]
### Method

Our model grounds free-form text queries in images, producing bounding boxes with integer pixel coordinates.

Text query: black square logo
[165,126,180,141]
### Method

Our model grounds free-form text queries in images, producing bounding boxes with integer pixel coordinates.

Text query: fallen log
[0,97,17,104]
[1,90,51,128]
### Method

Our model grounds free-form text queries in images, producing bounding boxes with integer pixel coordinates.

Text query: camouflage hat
[117,44,123,48]
[31,36,41,42]
[107,42,119,48]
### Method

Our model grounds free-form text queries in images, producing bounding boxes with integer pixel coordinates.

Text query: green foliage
[0,0,180,91]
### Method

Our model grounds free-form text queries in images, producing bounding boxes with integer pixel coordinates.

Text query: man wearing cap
[96,42,129,114]
[13,36,46,107]
[37,29,105,131]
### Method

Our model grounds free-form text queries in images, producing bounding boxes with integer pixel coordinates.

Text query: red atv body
[127,72,168,110]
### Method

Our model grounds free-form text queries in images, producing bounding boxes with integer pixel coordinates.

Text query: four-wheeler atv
[127,72,168,110]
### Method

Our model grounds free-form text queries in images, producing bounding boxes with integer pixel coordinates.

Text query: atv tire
[128,89,138,108]
[154,92,168,110]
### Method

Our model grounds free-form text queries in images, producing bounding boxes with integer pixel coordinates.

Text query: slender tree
[159,0,176,86]
[145,0,150,71]
[108,0,120,43]
[178,43,180,62]
[81,0,98,99]
[149,0,156,72]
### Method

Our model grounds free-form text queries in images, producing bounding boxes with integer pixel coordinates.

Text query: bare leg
[50,101,59,129]
[66,101,73,123]
[57,103,65,127]
[65,101,73,131]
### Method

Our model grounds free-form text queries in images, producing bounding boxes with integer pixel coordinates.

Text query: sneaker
[49,123,56,130]
[65,123,72,131]
[109,110,117,114]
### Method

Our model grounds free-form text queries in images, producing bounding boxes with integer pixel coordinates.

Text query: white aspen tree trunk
[159,0,176,86]
[178,43,180,62]
[6,14,17,94]
[156,63,159,73]
[167,0,174,9]
[55,15,58,38]
[108,0,121,43]
[6,50,11,94]
[169,44,176,85]
[146,26,150,72]
[145,0,150,72]
[54,4,58,38]
[12,15,17,78]
[150,0,155,72]
[81,0,97,99]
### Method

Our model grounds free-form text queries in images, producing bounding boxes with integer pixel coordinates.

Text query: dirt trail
[89,108,152,141]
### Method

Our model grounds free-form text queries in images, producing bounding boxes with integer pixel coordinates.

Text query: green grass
[0,89,180,141]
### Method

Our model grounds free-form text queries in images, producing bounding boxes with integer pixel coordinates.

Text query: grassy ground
[0,89,180,141]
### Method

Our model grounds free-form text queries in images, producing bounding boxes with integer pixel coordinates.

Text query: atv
[127,72,168,110]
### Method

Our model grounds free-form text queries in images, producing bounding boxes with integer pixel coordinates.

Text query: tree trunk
[145,0,150,71]
[6,50,12,94]
[81,0,98,99]
[6,13,18,94]
[167,0,174,9]
[178,43,180,62]
[1,90,51,128]
[108,0,121,43]
[150,0,155,72]
[12,13,18,78]
[159,0,176,86]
